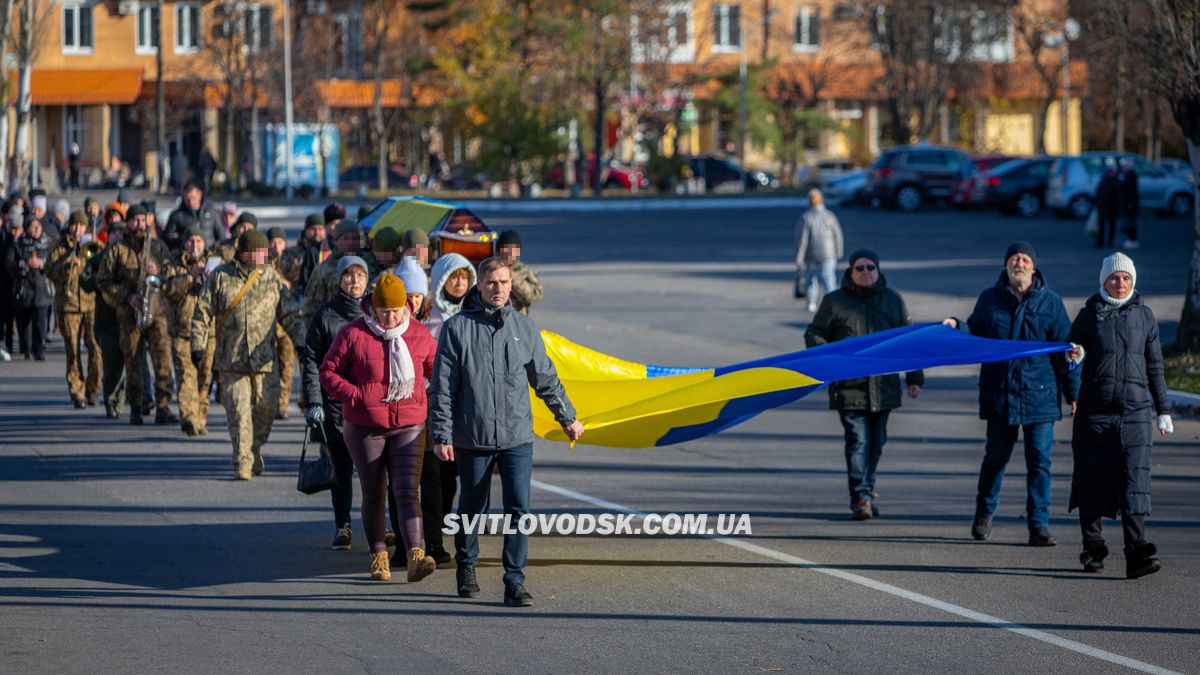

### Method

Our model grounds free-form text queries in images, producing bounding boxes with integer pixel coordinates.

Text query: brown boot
[370,551,391,581]
[406,547,436,583]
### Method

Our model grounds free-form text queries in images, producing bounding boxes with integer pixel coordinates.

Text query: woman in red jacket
[320,273,438,583]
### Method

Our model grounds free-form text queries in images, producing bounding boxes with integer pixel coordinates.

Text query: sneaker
[851,499,873,521]
[456,564,481,598]
[1028,527,1057,547]
[0,348,10,362]
[105,404,119,419]
[331,525,352,551]
[1080,542,1108,574]
[503,582,534,607]
[129,409,144,426]
[971,514,992,541]
[406,547,436,583]
[370,550,391,581]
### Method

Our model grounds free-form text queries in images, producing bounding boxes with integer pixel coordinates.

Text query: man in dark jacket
[947,242,1079,546]
[3,217,54,359]
[430,257,584,608]
[1094,166,1119,249]
[805,249,924,520]
[163,181,221,249]
[1117,159,1139,249]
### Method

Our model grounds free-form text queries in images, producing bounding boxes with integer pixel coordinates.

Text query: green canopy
[362,197,457,237]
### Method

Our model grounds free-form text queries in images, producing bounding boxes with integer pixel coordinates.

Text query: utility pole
[760,0,770,62]
[282,0,295,199]
[738,7,747,191]
[156,0,165,194]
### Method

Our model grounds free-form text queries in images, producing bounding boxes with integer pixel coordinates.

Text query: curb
[243,197,809,220]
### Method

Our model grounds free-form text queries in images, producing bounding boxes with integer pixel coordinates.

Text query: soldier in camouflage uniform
[165,227,214,436]
[279,214,325,291]
[212,212,258,263]
[47,210,101,408]
[300,219,364,327]
[497,230,543,315]
[96,204,179,425]
[192,229,305,480]
[268,227,296,419]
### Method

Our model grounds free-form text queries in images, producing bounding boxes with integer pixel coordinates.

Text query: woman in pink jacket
[320,273,438,583]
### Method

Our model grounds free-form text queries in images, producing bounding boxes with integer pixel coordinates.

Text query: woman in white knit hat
[1066,252,1173,579]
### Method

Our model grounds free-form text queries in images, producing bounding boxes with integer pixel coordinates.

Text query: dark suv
[865,145,970,211]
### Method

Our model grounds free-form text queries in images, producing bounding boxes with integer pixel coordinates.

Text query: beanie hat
[31,195,47,211]
[396,256,429,295]
[333,219,360,239]
[185,227,205,241]
[267,226,286,241]
[324,203,346,223]
[125,204,148,219]
[116,188,132,204]
[236,211,258,227]
[497,229,522,247]
[237,229,269,254]
[1004,241,1037,265]
[372,227,400,253]
[29,188,46,199]
[847,248,880,267]
[6,210,23,230]
[304,213,324,229]
[372,272,407,310]
[54,199,70,215]
[1100,252,1136,290]
[402,228,430,248]
[69,209,89,226]
[222,201,238,215]
[337,255,369,279]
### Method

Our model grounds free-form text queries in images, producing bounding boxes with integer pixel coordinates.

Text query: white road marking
[531,478,1181,675]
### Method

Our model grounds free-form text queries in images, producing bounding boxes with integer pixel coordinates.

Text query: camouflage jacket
[47,235,96,313]
[163,251,210,338]
[510,261,543,315]
[300,250,349,323]
[277,241,311,289]
[95,232,175,321]
[191,260,304,374]
[211,237,238,264]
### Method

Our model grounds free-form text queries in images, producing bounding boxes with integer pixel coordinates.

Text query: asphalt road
[2,203,1198,674]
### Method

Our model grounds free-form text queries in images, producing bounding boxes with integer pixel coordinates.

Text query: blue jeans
[804,259,839,306]
[454,443,533,585]
[839,410,890,506]
[976,420,1054,528]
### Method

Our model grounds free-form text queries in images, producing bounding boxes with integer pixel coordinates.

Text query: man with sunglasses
[943,242,1078,546]
[805,249,924,521]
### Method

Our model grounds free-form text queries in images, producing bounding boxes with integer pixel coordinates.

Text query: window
[136,3,160,54]
[64,106,85,155]
[793,5,820,52]
[712,4,740,52]
[241,4,274,53]
[331,11,363,75]
[175,3,201,53]
[62,3,94,53]
[632,3,694,64]
[906,151,948,168]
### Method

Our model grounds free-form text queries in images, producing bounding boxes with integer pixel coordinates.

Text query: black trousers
[0,299,14,352]
[14,305,48,358]
[421,448,460,552]
[1080,512,1146,549]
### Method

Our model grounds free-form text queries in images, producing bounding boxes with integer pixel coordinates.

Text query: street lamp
[1043,17,1081,155]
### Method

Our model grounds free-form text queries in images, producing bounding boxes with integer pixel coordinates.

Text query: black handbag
[794,266,808,299]
[296,424,337,495]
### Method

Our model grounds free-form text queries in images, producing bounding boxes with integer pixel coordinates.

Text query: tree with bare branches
[1009,2,1066,155]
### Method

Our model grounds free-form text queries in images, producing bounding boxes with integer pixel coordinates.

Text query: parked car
[544,155,649,191]
[951,155,1016,208]
[1046,152,1195,219]
[1159,158,1195,183]
[864,144,970,211]
[338,164,417,192]
[796,159,861,190]
[687,156,779,192]
[824,170,868,206]
[970,157,1056,218]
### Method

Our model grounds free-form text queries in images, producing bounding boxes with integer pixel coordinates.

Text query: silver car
[1046,152,1195,219]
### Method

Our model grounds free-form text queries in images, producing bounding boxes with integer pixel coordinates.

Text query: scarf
[363,314,415,402]
[1100,288,1133,307]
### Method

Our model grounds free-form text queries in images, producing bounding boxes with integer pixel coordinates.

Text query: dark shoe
[72,399,85,409]
[33,354,45,361]
[141,401,154,416]
[456,564,481,598]
[275,411,288,420]
[428,546,453,566]
[1080,542,1109,573]
[1028,527,1057,547]
[129,409,144,426]
[971,514,993,541]
[155,408,179,425]
[503,582,534,607]
[331,524,352,551]
[86,394,98,407]
[384,530,396,548]
[1125,542,1162,580]
[181,419,198,436]
[851,499,873,521]
[105,404,119,419]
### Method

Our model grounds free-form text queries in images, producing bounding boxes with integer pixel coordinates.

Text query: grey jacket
[794,205,844,265]
[429,287,576,450]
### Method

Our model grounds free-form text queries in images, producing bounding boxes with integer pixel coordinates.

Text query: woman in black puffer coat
[3,217,54,359]
[1067,252,1173,579]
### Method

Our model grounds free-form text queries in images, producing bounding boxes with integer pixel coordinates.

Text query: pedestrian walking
[4,217,54,360]
[430,257,584,607]
[319,273,439,583]
[192,230,305,480]
[425,252,476,340]
[301,220,364,328]
[401,228,430,270]
[1118,159,1140,250]
[945,242,1079,546]
[497,230,543,315]
[795,189,844,311]
[165,228,215,436]
[804,249,923,520]
[68,142,82,191]
[0,210,25,361]
[47,211,102,407]
[163,181,221,249]
[303,255,369,550]
[1094,166,1119,249]
[1067,253,1173,579]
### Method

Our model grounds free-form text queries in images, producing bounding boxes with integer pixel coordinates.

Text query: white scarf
[1100,288,1133,307]
[363,314,415,402]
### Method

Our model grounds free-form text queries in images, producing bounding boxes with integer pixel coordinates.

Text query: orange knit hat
[372,273,407,310]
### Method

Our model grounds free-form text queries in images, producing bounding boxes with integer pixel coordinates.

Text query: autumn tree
[1009,2,1067,155]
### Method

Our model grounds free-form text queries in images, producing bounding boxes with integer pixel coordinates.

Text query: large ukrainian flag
[533,323,1071,448]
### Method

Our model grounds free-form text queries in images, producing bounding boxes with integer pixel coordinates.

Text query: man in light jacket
[430,257,584,608]
[795,189,844,311]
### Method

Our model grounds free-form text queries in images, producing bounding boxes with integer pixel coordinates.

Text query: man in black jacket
[1094,167,1119,249]
[163,181,221,249]
[805,249,923,521]
[1117,159,1140,249]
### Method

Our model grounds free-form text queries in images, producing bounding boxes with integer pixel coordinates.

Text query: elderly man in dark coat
[1067,253,1172,579]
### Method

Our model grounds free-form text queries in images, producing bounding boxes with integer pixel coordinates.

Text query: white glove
[1068,343,1085,366]
[1157,415,1174,435]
